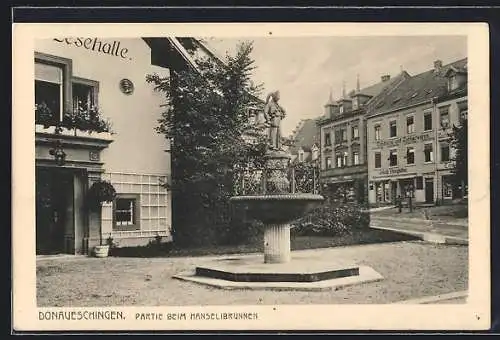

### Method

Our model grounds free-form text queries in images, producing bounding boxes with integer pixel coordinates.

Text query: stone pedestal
[264,223,291,264]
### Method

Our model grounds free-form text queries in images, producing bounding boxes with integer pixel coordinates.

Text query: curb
[395,290,468,304]
[370,225,468,245]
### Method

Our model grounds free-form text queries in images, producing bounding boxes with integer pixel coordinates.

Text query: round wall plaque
[119,78,134,95]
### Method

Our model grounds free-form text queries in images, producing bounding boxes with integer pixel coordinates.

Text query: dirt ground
[37,241,468,307]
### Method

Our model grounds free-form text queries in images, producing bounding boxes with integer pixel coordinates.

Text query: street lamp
[405,183,415,212]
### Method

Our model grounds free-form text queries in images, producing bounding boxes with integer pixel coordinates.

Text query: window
[335,128,347,144]
[416,176,424,190]
[406,147,415,164]
[341,128,347,142]
[424,143,434,162]
[448,75,459,91]
[374,125,381,141]
[339,105,344,114]
[324,132,332,146]
[325,157,332,169]
[335,152,348,167]
[389,149,398,167]
[439,106,450,129]
[374,152,381,168]
[406,116,415,134]
[352,151,360,165]
[114,195,140,230]
[352,126,359,139]
[336,153,343,168]
[35,62,64,123]
[389,120,397,137]
[312,149,319,161]
[440,142,450,162]
[34,53,72,125]
[424,112,433,131]
[72,78,98,112]
[298,150,304,162]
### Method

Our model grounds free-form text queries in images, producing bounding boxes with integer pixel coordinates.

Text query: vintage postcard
[12,22,490,331]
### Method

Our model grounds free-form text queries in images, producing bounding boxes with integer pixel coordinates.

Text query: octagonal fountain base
[173,255,383,291]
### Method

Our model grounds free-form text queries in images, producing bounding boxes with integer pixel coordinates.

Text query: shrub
[292,201,370,237]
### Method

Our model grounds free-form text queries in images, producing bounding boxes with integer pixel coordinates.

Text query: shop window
[440,143,450,162]
[352,125,359,139]
[406,116,415,134]
[389,120,397,137]
[406,147,415,164]
[352,151,360,165]
[442,176,453,198]
[389,149,398,167]
[374,152,381,169]
[374,125,381,141]
[113,195,140,230]
[424,112,433,131]
[424,143,434,163]
[439,106,450,129]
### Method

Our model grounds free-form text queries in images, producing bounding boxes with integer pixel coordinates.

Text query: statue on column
[263,91,286,151]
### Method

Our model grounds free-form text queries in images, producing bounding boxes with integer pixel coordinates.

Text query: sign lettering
[379,168,408,176]
[374,132,433,148]
[54,38,130,60]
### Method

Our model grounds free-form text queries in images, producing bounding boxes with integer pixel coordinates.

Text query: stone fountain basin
[229,193,324,224]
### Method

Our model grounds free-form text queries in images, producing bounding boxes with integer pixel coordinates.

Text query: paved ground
[370,216,468,244]
[37,241,468,307]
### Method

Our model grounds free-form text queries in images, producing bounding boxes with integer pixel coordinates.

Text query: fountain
[174,91,382,290]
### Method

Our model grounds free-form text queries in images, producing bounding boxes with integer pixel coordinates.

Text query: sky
[202,36,467,136]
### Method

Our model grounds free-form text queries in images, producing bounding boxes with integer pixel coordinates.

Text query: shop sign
[374,132,433,148]
[379,168,408,176]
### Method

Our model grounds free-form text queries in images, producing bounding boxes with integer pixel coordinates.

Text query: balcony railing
[233,163,321,196]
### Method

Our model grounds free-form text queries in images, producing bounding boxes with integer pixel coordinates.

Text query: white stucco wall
[34,37,171,176]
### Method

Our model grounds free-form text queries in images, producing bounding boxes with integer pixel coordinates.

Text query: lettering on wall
[373,132,433,148]
[379,168,408,176]
[53,38,131,60]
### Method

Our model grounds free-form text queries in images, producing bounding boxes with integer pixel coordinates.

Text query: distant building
[366,58,468,205]
[288,119,321,165]
[317,72,409,203]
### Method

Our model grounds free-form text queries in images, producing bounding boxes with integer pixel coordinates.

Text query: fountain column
[263,150,292,264]
[264,223,291,263]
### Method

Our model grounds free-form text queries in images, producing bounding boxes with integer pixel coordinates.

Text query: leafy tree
[450,114,468,196]
[146,40,267,247]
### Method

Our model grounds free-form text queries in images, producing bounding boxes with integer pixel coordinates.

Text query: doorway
[36,167,74,255]
[425,178,434,204]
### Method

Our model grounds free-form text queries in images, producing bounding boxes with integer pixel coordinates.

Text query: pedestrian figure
[397,195,402,213]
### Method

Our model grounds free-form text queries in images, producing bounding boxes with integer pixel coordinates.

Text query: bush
[292,201,370,237]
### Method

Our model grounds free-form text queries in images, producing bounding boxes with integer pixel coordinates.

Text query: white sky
[203,36,467,136]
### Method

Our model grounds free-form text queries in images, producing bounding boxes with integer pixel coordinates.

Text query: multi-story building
[366,58,468,205]
[34,37,207,255]
[317,72,409,203]
[288,118,320,165]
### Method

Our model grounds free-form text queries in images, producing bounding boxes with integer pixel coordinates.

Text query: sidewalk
[370,215,468,245]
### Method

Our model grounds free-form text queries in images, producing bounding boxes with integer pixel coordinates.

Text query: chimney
[434,60,443,73]
[381,75,390,82]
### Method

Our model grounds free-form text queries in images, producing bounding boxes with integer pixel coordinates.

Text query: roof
[288,118,321,155]
[357,75,401,98]
[369,58,467,115]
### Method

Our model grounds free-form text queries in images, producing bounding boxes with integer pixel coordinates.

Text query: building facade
[366,59,468,205]
[317,73,408,203]
[34,37,182,255]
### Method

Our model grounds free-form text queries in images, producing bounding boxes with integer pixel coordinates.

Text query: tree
[146,40,267,247]
[450,114,468,197]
